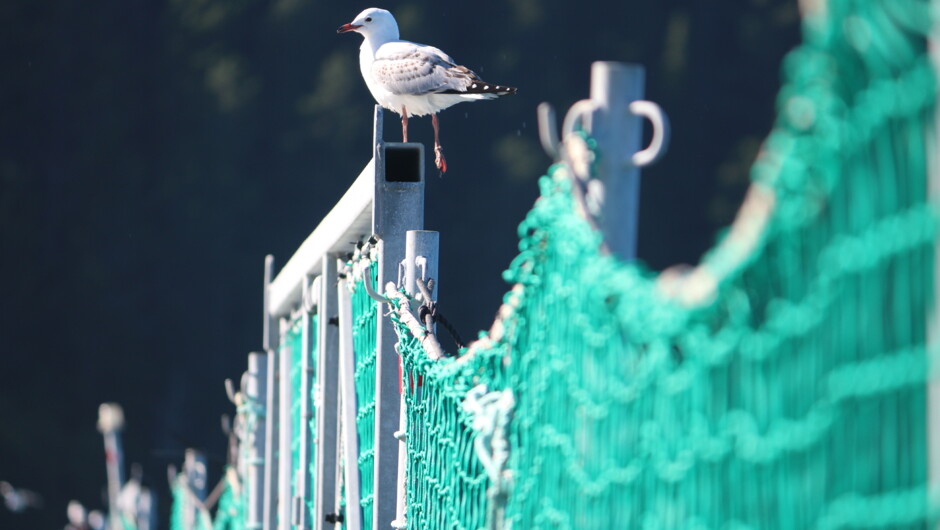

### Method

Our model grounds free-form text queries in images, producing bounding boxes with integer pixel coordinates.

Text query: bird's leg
[432,113,447,173]
[401,105,409,142]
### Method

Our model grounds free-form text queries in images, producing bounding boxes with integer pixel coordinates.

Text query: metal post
[394,231,440,528]
[372,105,425,530]
[263,349,280,530]
[338,274,363,530]
[278,317,293,530]
[264,255,280,352]
[589,62,645,260]
[183,449,208,530]
[315,255,341,527]
[295,276,316,529]
[247,352,268,530]
[332,380,346,526]
[137,487,155,530]
[97,403,125,530]
[263,256,280,530]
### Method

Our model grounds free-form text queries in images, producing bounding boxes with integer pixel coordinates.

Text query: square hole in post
[384,144,422,182]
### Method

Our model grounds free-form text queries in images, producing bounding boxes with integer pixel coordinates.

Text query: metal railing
[252,104,428,530]
[168,60,663,530]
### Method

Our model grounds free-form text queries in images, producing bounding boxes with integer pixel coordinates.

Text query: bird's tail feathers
[443,82,517,97]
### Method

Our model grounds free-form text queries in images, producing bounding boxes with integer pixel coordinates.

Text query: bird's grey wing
[371,42,474,96]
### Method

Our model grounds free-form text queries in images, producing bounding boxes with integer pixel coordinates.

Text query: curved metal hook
[537,102,560,158]
[629,100,670,166]
[561,99,599,140]
[224,378,238,405]
[361,262,390,303]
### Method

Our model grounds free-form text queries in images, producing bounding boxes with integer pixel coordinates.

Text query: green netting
[170,476,213,530]
[286,312,319,527]
[394,324,490,529]
[286,316,304,519]
[391,0,939,528]
[351,261,379,528]
[212,470,244,530]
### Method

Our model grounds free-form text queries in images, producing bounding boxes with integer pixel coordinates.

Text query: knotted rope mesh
[169,0,939,527]
[350,260,379,528]
[287,312,319,527]
[212,470,244,530]
[170,475,213,530]
[286,317,304,525]
[390,0,940,527]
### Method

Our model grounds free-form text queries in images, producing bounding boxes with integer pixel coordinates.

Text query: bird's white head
[337,8,399,42]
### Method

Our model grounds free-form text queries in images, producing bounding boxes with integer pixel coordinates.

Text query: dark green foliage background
[0,0,798,527]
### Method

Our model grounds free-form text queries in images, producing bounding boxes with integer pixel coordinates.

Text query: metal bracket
[361,262,390,303]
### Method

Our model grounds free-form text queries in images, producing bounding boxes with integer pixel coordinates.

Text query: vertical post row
[246,352,268,530]
[589,62,646,261]
[315,255,341,527]
[278,317,293,530]
[371,105,425,530]
[337,272,363,530]
[263,256,280,530]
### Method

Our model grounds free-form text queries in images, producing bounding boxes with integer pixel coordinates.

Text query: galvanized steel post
[278,317,293,530]
[246,352,267,530]
[97,403,125,530]
[263,255,280,530]
[315,255,340,527]
[371,106,425,530]
[337,274,362,530]
[591,62,643,260]
[585,61,668,260]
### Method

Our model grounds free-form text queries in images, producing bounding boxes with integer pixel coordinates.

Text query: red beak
[336,23,361,34]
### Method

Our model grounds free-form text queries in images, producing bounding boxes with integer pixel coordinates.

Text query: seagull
[338,8,517,173]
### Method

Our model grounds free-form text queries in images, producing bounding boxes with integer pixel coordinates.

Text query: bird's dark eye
[365,17,372,22]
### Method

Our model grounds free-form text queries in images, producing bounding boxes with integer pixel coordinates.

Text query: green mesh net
[168,0,939,527]
[286,312,319,527]
[212,470,244,530]
[286,316,304,519]
[169,476,213,530]
[351,261,379,528]
[389,0,940,528]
